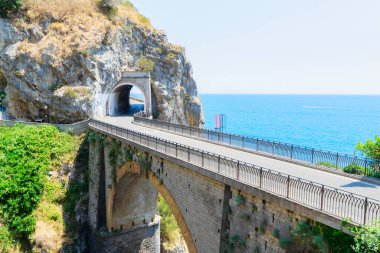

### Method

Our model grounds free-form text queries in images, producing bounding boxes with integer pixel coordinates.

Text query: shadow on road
[340,181,378,189]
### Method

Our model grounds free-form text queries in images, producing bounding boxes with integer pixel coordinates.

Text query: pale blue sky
[132,0,380,94]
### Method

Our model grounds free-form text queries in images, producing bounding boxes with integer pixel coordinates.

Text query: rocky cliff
[0,0,203,126]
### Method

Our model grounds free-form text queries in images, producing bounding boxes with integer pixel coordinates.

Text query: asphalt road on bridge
[99,116,380,202]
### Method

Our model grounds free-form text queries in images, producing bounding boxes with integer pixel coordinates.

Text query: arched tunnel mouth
[108,85,145,116]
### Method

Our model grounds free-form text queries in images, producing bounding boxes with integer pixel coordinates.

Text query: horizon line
[199,93,380,96]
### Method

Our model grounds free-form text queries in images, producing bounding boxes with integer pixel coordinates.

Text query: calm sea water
[200,95,380,154]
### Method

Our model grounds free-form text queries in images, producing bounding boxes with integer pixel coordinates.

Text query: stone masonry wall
[226,188,307,253]
[88,140,101,231]
[88,132,348,253]
[89,217,160,253]
[149,155,225,253]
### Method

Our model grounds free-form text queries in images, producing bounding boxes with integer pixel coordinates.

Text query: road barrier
[134,116,380,178]
[1,119,89,134]
[90,119,380,225]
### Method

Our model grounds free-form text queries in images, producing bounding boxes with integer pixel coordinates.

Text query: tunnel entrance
[107,84,146,116]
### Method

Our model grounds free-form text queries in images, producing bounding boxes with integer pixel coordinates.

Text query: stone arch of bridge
[106,82,150,116]
[107,160,197,253]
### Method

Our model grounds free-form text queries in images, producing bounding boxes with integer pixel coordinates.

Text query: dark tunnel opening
[108,85,145,116]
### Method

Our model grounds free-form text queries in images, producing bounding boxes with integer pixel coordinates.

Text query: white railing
[1,119,89,134]
[133,116,380,178]
[90,119,380,226]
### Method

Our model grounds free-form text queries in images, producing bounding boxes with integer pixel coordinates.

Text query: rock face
[0,7,204,126]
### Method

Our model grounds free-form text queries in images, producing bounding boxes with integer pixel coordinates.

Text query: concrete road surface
[99,116,380,202]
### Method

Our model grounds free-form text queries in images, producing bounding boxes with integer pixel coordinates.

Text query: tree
[351,222,380,253]
[356,135,380,160]
[0,0,22,18]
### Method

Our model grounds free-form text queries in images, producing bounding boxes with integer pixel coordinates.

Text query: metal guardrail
[133,116,380,178]
[90,119,380,225]
[1,119,90,134]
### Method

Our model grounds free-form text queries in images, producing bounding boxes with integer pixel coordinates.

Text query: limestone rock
[0,11,204,126]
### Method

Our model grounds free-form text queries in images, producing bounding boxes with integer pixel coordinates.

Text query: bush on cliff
[0,124,77,239]
[136,56,155,72]
[0,0,22,18]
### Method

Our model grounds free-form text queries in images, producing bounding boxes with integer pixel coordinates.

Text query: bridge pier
[89,216,161,253]
[88,139,161,253]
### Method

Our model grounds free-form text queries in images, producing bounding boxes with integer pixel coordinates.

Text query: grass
[16,0,109,62]
[0,124,87,251]
[0,224,17,252]
[15,0,158,63]
[158,194,181,250]
[316,161,338,168]
[117,1,152,28]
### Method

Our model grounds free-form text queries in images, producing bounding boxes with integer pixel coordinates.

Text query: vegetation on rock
[11,0,155,63]
[0,124,88,252]
[0,0,204,127]
[158,194,182,250]
[285,220,380,253]
[289,221,354,252]
[136,56,155,72]
[0,0,21,17]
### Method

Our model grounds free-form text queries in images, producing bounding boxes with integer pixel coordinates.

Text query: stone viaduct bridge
[87,72,380,253]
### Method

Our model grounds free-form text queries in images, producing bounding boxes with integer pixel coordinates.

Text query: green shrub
[0,124,77,237]
[64,179,88,217]
[356,135,380,160]
[44,180,65,204]
[279,237,291,249]
[0,0,22,18]
[234,193,245,206]
[273,229,281,239]
[0,224,15,251]
[88,130,105,143]
[124,146,134,162]
[290,221,354,252]
[136,56,155,72]
[343,164,365,175]
[138,152,152,175]
[351,221,380,253]
[370,171,380,178]
[98,0,118,20]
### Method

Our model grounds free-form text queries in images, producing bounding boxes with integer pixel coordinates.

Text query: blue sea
[200,95,380,154]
